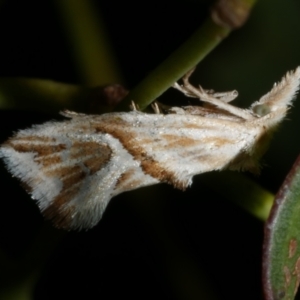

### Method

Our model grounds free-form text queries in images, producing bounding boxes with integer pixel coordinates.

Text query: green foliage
[263,156,300,300]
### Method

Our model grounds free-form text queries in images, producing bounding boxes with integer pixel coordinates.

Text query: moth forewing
[0,67,299,230]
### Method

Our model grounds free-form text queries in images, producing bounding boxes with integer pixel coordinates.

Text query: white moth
[1,68,300,230]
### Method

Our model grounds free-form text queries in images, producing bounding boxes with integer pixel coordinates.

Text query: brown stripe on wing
[83,155,111,174]
[5,140,67,156]
[42,184,80,229]
[181,136,237,168]
[139,154,188,189]
[181,136,234,149]
[68,141,112,175]
[35,154,62,167]
[46,165,82,178]
[43,206,76,229]
[42,141,112,228]
[4,136,68,167]
[159,134,200,148]
[9,135,56,143]
[70,141,110,159]
[191,154,227,169]
[94,126,189,190]
[34,141,111,170]
[44,142,111,186]
[202,136,234,147]
[114,168,145,192]
[180,122,216,130]
[62,170,86,189]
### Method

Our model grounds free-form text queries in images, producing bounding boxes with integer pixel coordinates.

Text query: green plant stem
[200,172,274,221]
[116,17,230,111]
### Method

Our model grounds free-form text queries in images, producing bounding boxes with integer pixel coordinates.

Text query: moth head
[250,67,300,123]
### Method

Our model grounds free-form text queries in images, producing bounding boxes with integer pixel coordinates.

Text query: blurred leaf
[263,154,300,300]
[54,0,122,85]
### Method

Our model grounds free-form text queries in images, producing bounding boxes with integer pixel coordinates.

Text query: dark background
[0,0,300,299]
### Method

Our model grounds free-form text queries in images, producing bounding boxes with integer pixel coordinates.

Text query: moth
[1,68,299,230]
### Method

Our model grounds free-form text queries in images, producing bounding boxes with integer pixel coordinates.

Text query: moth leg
[130,101,140,111]
[151,102,161,114]
[176,69,238,102]
[168,107,187,114]
[173,83,238,103]
[173,70,254,120]
[60,110,87,118]
[209,90,238,103]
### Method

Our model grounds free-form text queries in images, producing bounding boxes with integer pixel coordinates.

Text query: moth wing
[0,111,258,230]
[92,112,258,190]
[0,118,157,230]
